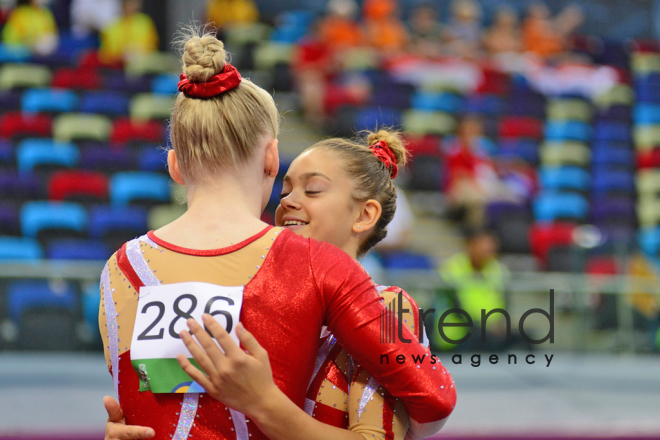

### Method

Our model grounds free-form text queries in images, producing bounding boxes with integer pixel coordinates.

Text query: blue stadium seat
[369,83,414,109]
[0,202,20,235]
[411,92,464,113]
[269,179,283,205]
[0,171,43,200]
[0,236,43,260]
[89,205,147,241]
[80,144,134,172]
[354,107,402,131]
[79,91,129,116]
[639,227,660,257]
[591,198,635,224]
[0,43,31,63]
[152,74,179,95]
[82,282,101,340]
[498,139,539,164]
[137,147,168,173]
[47,238,111,260]
[20,201,88,239]
[463,95,504,115]
[16,138,79,174]
[533,192,589,222]
[591,146,634,167]
[0,140,12,165]
[110,172,171,206]
[539,167,591,192]
[593,121,631,142]
[381,251,434,270]
[634,103,660,124]
[545,121,592,142]
[591,170,635,195]
[7,279,77,323]
[21,88,79,113]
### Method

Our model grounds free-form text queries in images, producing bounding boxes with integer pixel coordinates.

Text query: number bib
[130,282,244,394]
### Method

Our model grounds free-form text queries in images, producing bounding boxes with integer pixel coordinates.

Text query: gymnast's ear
[168,150,185,185]
[264,138,279,178]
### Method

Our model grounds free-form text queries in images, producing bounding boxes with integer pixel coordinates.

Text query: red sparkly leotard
[99,226,456,440]
[306,286,446,439]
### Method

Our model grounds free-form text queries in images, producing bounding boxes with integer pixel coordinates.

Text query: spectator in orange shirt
[318,0,362,50]
[522,2,562,58]
[363,0,407,53]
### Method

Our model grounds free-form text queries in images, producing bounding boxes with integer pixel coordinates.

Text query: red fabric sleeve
[309,240,456,424]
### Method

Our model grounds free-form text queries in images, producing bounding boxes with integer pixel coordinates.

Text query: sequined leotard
[99,226,456,440]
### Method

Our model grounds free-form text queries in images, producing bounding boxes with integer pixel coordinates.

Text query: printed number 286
[137,294,234,341]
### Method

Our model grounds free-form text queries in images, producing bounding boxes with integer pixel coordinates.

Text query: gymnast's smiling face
[275,148,362,257]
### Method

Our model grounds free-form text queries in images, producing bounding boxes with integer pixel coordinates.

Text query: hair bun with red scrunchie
[177,63,242,98]
[369,140,398,179]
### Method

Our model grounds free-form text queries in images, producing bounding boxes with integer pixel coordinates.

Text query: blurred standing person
[2,0,58,55]
[318,0,362,50]
[445,0,482,59]
[363,0,408,53]
[483,6,522,67]
[434,228,510,352]
[70,0,120,37]
[522,2,562,59]
[207,0,259,31]
[407,2,444,57]
[99,0,158,63]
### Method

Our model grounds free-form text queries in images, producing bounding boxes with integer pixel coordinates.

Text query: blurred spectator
[433,228,512,351]
[627,253,660,352]
[363,0,408,53]
[99,0,158,63]
[70,0,120,38]
[522,2,583,59]
[207,0,259,30]
[318,0,362,50]
[2,0,58,55]
[445,0,482,59]
[483,7,522,59]
[407,2,444,57]
[375,187,415,251]
[445,114,516,228]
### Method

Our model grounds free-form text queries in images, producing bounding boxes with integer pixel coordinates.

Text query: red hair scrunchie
[370,140,398,179]
[177,63,242,98]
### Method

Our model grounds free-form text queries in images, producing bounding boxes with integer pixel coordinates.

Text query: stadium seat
[53,113,112,142]
[81,282,102,343]
[634,125,660,150]
[594,121,631,143]
[48,170,108,202]
[508,92,546,118]
[591,197,636,225]
[89,205,148,249]
[546,99,592,121]
[0,64,51,90]
[539,167,591,192]
[46,238,111,260]
[0,112,52,140]
[594,104,631,121]
[0,140,13,165]
[404,135,442,158]
[148,204,186,230]
[591,170,635,196]
[493,215,532,254]
[638,226,660,257]
[381,251,434,270]
[151,74,179,95]
[110,171,171,206]
[6,279,78,350]
[529,222,577,262]
[633,103,660,124]
[637,169,660,194]
[224,22,272,47]
[0,236,43,260]
[592,145,634,167]
[0,202,20,236]
[402,110,455,136]
[21,88,79,114]
[499,116,543,139]
[0,43,31,63]
[51,66,101,90]
[545,121,592,142]
[79,91,130,116]
[16,139,79,174]
[137,147,168,173]
[546,246,585,272]
[540,141,591,167]
[407,154,443,191]
[533,192,589,222]
[0,171,43,201]
[254,42,293,70]
[411,91,464,113]
[0,89,21,111]
[110,118,164,145]
[463,94,504,115]
[637,197,660,227]
[593,84,634,107]
[79,144,135,172]
[125,52,179,76]
[354,107,402,131]
[102,71,152,94]
[20,201,88,242]
[498,139,539,164]
[477,68,508,95]
[369,82,414,109]
[129,93,175,121]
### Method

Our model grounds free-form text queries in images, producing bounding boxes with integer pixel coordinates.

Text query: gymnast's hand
[103,396,155,439]
[177,314,279,418]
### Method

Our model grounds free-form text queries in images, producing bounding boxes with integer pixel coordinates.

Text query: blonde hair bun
[366,128,409,168]
[182,34,227,83]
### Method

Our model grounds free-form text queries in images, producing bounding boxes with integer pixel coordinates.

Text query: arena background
[0,0,659,438]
